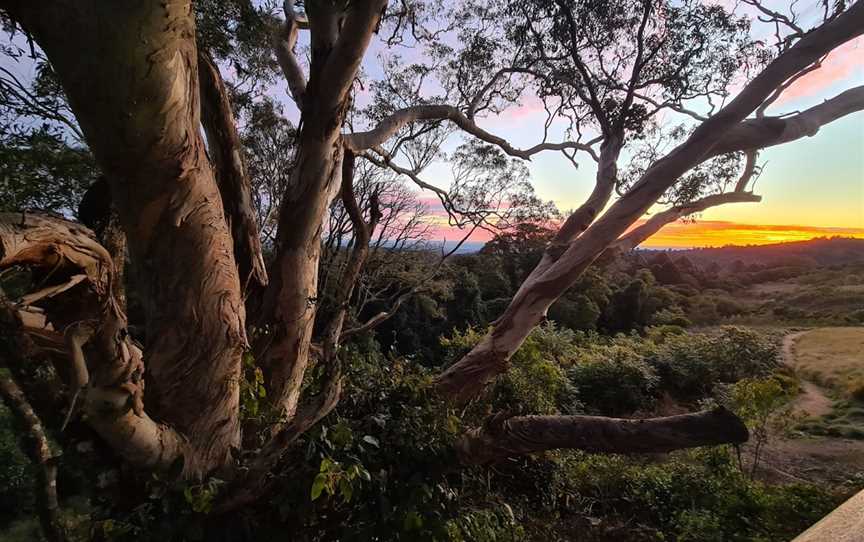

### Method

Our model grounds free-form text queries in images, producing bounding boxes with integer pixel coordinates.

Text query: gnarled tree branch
[345,104,600,162]
[614,191,762,252]
[0,213,185,470]
[456,408,748,465]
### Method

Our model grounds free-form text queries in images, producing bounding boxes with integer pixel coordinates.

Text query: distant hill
[641,237,864,268]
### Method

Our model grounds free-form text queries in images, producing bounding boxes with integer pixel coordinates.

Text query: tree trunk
[198,47,268,290]
[258,0,388,417]
[4,0,246,477]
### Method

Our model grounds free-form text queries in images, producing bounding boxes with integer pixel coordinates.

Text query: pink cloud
[498,95,547,120]
[775,37,864,104]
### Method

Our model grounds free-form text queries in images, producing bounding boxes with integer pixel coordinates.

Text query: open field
[793,327,864,398]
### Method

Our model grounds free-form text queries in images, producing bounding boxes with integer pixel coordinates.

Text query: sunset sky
[424,33,864,248]
[358,2,864,249]
[3,1,859,249]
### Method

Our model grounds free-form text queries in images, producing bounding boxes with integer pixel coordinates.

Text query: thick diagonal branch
[435,4,864,403]
[456,408,748,465]
[614,192,762,252]
[712,85,864,156]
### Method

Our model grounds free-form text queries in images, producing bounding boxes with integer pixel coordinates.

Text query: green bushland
[2,325,856,541]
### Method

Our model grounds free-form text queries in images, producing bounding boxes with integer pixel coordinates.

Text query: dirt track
[755,330,864,485]
[782,331,833,419]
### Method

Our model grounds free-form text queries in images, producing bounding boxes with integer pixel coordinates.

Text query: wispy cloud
[775,37,864,105]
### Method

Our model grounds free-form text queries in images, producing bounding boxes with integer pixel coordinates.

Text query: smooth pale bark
[436,136,623,402]
[344,104,598,160]
[3,0,246,477]
[552,136,623,245]
[711,85,864,156]
[199,47,268,289]
[435,3,864,403]
[273,1,307,108]
[219,154,380,513]
[261,0,389,417]
[456,408,749,465]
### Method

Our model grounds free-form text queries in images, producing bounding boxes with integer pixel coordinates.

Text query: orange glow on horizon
[424,213,864,249]
[635,220,864,248]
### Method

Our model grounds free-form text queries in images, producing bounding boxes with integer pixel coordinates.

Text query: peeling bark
[1,1,245,477]
[260,0,389,417]
[0,213,186,470]
[456,408,749,465]
[198,47,268,289]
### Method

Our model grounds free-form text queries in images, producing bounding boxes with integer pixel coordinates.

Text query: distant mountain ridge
[640,237,864,268]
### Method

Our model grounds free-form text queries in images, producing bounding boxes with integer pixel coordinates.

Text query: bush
[0,403,35,526]
[650,327,779,399]
[554,448,844,542]
[568,344,659,415]
[649,306,691,327]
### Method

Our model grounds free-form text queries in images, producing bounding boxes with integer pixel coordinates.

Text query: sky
[428,35,864,249]
[349,1,864,249]
[2,0,861,250]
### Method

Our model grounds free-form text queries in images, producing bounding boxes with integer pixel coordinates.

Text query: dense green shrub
[442,324,577,415]
[568,344,659,415]
[650,327,779,399]
[553,448,844,542]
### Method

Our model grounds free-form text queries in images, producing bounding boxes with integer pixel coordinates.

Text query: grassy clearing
[794,327,864,398]
[791,327,864,440]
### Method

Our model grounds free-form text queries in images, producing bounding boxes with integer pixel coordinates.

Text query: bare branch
[714,85,864,156]
[274,0,307,108]
[456,408,748,465]
[0,367,67,542]
[614,191,761,252]
[345,104,600,162]
[317,0,390,112]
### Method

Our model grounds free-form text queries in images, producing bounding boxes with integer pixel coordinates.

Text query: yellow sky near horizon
[636,221,864,248]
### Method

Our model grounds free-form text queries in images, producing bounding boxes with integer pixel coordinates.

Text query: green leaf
[339,477,353,502]
[311,473,327,501]
[362,435,380,448]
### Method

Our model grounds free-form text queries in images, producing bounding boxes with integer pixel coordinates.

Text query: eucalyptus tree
[0,0,861,531]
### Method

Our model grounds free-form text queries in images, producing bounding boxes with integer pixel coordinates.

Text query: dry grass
[793,327,864,398]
